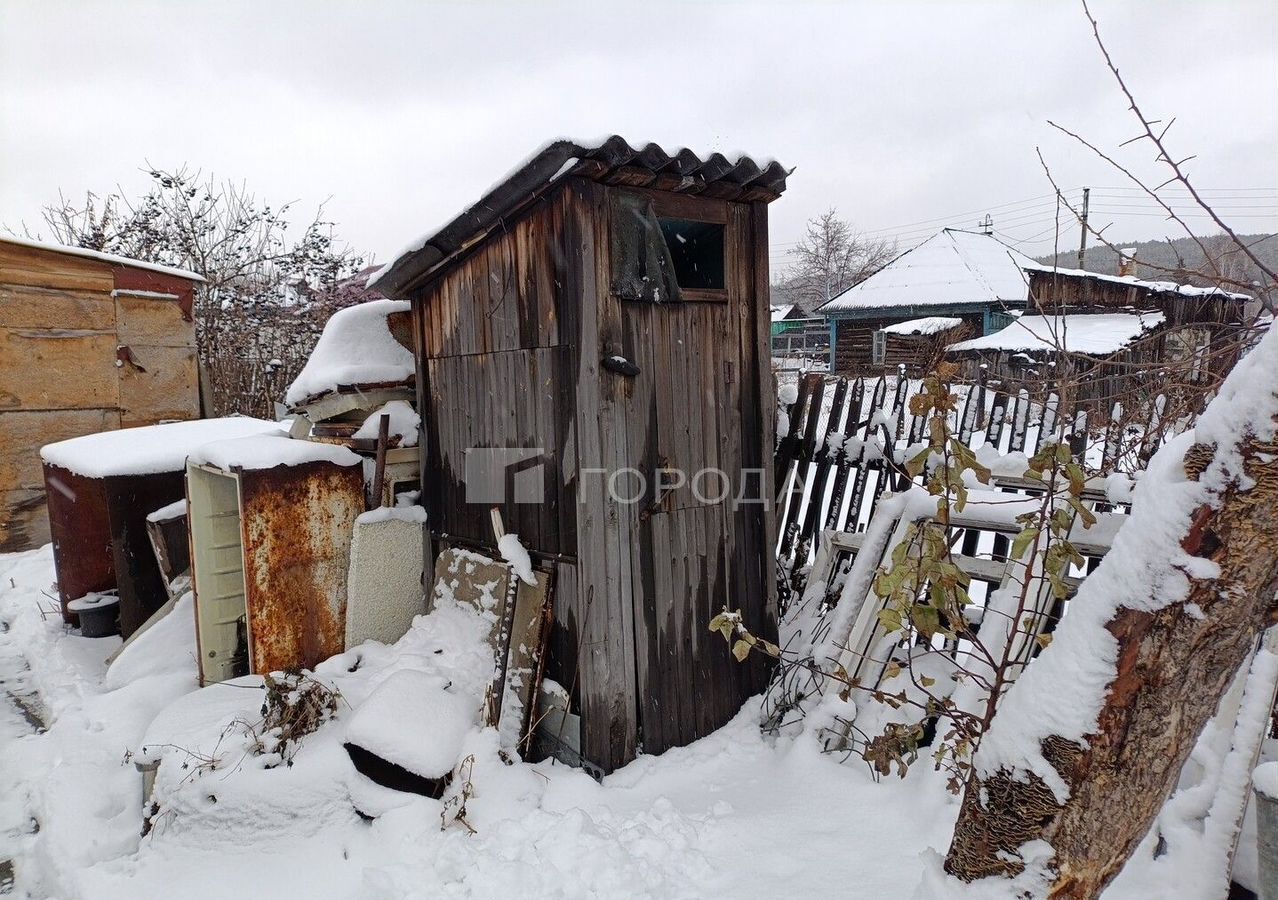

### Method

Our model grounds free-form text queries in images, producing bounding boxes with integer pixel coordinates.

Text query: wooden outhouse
[1,236,204,552]
[372,137,789,774]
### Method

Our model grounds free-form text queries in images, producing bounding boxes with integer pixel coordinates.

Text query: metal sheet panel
[43,463,114,617]
[237,460,364,675]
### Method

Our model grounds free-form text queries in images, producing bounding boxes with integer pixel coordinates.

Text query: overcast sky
[2,1,1274,273]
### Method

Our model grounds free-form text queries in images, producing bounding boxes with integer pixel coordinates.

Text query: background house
[1,236,204,551]
[819,228,1034,373]
[818,227,1253,378]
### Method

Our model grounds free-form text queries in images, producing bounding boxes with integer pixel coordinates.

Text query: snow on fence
[773,369,1176,607]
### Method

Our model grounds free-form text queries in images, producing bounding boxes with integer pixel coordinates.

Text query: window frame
[871,328,887,366]
[611,188,733,304]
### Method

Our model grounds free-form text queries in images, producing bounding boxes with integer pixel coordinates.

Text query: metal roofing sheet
[370,136,792,296]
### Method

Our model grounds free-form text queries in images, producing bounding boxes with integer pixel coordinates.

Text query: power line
[1089,185,1277,194]
[854,192,1079,237]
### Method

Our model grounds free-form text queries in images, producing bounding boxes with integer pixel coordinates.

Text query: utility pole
[1076,187,1090,269]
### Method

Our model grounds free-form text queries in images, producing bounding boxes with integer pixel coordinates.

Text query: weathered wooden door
[608,198,772,756]
[114,289,199,426]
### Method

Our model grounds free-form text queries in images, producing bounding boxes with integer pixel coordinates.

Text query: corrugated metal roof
[820,229,1038,314]
[370,136,792,296]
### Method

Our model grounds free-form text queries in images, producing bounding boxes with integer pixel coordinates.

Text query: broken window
[612,194,682,303]
[611,194,727,302]
[658,218,725,291]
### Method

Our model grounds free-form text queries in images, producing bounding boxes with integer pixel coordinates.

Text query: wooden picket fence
[772,370,1174,606]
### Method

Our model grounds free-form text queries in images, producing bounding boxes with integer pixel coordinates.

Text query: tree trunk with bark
[944,336,1278,898]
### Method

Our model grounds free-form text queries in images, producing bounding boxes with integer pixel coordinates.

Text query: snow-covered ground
[1,540,1270,899]
[0,544,959,900]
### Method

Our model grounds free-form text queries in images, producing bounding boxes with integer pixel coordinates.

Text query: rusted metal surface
[43,464,115,621]
[44,462,184,635]
[236,460,364,675]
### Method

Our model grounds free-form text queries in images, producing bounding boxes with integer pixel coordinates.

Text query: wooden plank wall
[413,189,580,558]
[882,322,974,372]
[1027,269,1248,330]
[410,186,599,765]
[581,184,774,765]
[0,240,199,551]
[833,315,981,375]
[411,178,777,775]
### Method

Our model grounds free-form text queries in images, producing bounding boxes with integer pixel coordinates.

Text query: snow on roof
[770,304,795,322]
[821,229,1038,313]
[947,311,1166,356]
[284,299,414,406]
[189,432,361,471]
[1021,259,1251,301]
[0,235,205,283]
[41,417,281,478]
[879,316,963,336]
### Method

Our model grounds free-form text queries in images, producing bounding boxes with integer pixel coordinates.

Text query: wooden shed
[876,316,974,373]
[372,136,789,775]
[0,236,204,552]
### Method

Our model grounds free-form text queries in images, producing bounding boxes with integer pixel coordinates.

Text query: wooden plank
[571,179,637,773]
[115,292,196,348]
[118,345,199,426]
[0,241,114,292]
[986,389,1009,452]
[796,376,848,554]
[1008,389,1031,454]
[745,201,777,690]
[0,284,114,330]
[0,327,119,411]
[0,407,118,496]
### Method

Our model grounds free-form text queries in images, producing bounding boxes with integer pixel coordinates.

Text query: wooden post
[368,413,390,510]
[1076,187,1090,270]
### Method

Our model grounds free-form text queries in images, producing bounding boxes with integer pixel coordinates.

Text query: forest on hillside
[1036,231,1277,288]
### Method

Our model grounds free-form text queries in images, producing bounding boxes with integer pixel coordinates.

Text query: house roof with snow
[369,136,792,296]
[820,229,1038,316]
[946,311,1166,357]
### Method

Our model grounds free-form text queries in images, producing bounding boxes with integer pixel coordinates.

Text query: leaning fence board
[773,371,1173,610]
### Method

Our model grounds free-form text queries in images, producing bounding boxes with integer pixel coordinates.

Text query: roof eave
[373,137,792,299]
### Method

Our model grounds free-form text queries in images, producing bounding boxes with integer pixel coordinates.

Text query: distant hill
[1035,232,1276,290]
